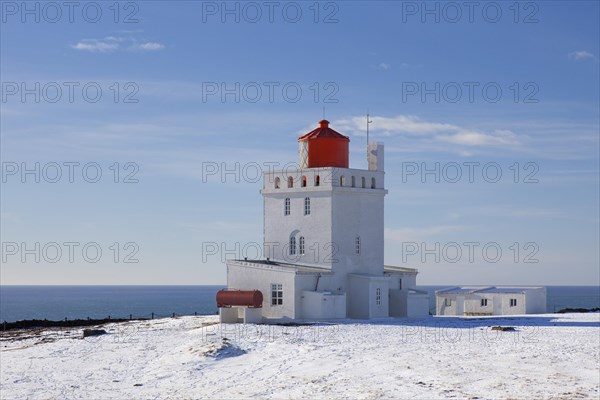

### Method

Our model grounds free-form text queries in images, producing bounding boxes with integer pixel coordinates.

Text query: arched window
[289,236,296,255]
[302,176,307,187]
[299,236,305,255]
[284,198,290,215]
[288,176,294,188]
[340,176,345,187]
[355,236,361,255]
[275,177,280,189]
[361,177,366,188]
[304,197,310,215]
[315,175,320,186]
[371,177,376,189]
[351,176,356,187]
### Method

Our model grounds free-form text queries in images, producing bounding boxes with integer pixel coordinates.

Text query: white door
[456,296,465,315]
[492,296,502,315]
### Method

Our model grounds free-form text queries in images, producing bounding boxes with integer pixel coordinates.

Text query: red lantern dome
[298,120,350,168]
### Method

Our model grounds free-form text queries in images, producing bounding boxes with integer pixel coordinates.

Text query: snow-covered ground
[1,313,598,399]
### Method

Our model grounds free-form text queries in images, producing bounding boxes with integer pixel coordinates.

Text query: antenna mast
[366,111,373,165]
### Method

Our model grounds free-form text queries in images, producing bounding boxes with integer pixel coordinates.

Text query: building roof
[229,260,422,276]
[436,286,545,295]
[297,120,350,142]
[476,287,543,294]
[228,259,333,274]
[384,265,418,274]
[348,273,391,281]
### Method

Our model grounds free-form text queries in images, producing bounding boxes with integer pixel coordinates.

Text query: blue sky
[1,1,598,285]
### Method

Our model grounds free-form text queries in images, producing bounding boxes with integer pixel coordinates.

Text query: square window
[271,284,283,306]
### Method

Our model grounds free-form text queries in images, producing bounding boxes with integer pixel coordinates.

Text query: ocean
[0,285,225,323]
[1,285,598,323]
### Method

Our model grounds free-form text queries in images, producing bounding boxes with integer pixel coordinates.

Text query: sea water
[1,285,598,322]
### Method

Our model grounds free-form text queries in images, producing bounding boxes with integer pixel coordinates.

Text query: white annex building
[435,286,547,316]
[218,120,429,323]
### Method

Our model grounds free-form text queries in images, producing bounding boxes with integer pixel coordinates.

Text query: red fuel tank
[216,289,263,308]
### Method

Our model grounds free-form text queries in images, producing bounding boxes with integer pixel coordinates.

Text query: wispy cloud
[70,36,165,53]
[371,62,410,70]
[569,50,595,61]
[435,129,519,146]
[71,40,120,53]
[137,42,165,51]
[335,115,520,147]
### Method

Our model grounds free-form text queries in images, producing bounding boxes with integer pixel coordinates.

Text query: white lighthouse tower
[221,120,429,322]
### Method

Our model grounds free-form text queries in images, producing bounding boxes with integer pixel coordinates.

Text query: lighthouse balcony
[262,167,386,194]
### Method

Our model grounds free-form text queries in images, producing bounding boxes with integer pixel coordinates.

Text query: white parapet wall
[348,274,390,319]
[243,307,263,324]
[407,290,430,317]
[525,287,547,313]
[219,307,239,323]
[301,291,346,319]
[219,307,264,323]
[388,289,406,317]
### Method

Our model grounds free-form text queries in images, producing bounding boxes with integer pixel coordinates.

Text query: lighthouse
[219,120,429,322]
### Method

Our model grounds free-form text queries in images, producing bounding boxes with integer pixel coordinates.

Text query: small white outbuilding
[436,286,546,316]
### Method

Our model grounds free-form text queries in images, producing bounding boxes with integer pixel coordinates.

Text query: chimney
[368,142,384,171]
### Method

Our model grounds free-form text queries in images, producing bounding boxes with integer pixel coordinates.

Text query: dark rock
[491,326,516,331]
[82,329,107,338]
[3,317,139,331]
[557,307,600,313]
